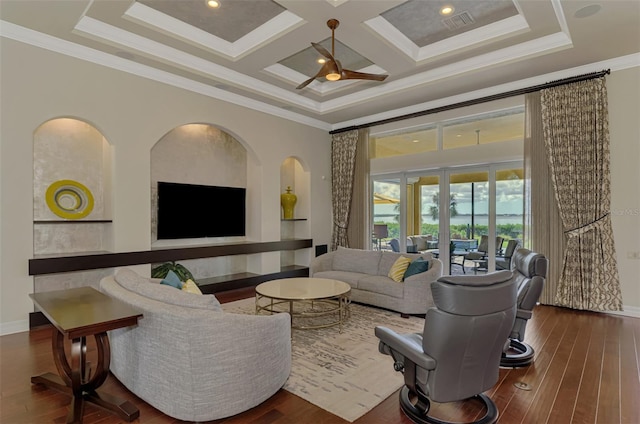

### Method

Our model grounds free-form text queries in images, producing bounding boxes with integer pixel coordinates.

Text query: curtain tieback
[334,221,348,229]
[564,213,610,238]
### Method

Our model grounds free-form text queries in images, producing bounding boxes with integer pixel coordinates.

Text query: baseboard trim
[605,305,640,319]
[0,319,29,336]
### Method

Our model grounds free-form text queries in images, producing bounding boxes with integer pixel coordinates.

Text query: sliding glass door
[372,177,401,251]
[448,169,489,273]
[371,162,523,275]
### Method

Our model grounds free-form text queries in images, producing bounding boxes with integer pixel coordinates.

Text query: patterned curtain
[346,129,370,249]
[540,77,622,311]
[331,130,359,250]
[523,91,566,305]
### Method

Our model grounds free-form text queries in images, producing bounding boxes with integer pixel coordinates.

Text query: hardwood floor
[1,287,638,424]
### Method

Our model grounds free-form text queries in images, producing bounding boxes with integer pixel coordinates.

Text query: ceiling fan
[296,19,389,89]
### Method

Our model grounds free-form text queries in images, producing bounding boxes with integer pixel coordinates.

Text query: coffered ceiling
[1,0,639,131]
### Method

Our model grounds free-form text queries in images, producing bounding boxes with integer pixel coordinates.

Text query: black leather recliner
[500,248,548,367]
[375,271,517,424]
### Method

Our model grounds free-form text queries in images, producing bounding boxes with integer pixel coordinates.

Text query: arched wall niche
[280,156,311,268]
[150,123,260,280]
[32,117,114,292]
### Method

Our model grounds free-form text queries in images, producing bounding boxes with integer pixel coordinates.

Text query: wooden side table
[30,287,143,424]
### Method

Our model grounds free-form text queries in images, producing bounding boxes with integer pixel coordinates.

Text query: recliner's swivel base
[501,339,534,367]
[399,386,498,424]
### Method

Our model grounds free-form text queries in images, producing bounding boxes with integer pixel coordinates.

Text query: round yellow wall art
[45,179,94,219]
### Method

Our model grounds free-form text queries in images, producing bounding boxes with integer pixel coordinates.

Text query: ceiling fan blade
[296,61,339,89]
[296,76,317,90]
[334,58,343,76]
[340,69,389,81]
[311,42,335,62]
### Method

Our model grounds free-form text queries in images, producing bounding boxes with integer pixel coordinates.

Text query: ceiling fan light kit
[296,19,388,89]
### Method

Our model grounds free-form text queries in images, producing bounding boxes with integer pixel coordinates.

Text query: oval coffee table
[255,277,351,332]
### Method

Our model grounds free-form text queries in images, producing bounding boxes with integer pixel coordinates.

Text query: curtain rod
[329,69,611,135]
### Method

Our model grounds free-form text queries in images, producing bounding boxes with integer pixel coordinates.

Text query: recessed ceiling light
[456,134,462,138]
[412,139,419,143]
[574,4,601,18]
[207,0,220,8]
[440,5,454,16]
[318,58,326,64]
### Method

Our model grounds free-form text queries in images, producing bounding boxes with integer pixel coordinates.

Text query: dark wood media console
[29,239,313,328]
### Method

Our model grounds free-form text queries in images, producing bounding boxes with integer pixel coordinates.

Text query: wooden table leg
[68,337,85,423]
[32,329,139,423]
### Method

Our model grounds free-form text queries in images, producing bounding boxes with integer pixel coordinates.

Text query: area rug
[222,298,425,422]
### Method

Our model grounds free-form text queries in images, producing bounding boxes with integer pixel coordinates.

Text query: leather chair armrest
[516,309,533,320]
[375,326,436,370]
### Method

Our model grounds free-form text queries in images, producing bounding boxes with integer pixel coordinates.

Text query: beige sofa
[310,247,443,315]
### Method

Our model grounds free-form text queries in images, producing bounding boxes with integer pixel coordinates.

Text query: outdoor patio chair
[463,235,504,272]
[375,270,517,424]
[389,238,400,252]
[496,239,521,270]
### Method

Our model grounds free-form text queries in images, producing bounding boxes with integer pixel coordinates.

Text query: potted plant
[151,261,196,282]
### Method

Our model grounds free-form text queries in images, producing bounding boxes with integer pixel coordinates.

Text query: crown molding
[4,13,576,117]
[73,16,320,113]
[0,20,331,131]
[123,2,305,62]
[319,31,573,113]
[331,52,640,131]
[2,16,637,133]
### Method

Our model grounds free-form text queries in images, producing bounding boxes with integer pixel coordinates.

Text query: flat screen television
[157,181,246,239]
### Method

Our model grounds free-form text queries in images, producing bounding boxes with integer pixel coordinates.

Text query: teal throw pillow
[403,258,430,280]
[160,270,183,289]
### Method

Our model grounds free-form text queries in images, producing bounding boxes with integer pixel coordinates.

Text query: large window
[371,164,524,272]
[370,107,523,159]
[370,126,437,159]
[369,105,525,273]
[443,109,524,150]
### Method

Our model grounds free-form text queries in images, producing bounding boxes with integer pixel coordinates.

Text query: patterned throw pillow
[388,256,412,282]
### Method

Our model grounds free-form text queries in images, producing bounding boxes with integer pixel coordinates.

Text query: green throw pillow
[160,270,183,289]
[403,258,430,280]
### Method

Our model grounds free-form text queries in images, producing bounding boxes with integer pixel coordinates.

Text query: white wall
[0,39,332,334]
[608,67,640,314]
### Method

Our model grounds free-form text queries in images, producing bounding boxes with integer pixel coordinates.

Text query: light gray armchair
[100,269,291,422]
[375,270,517,424]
